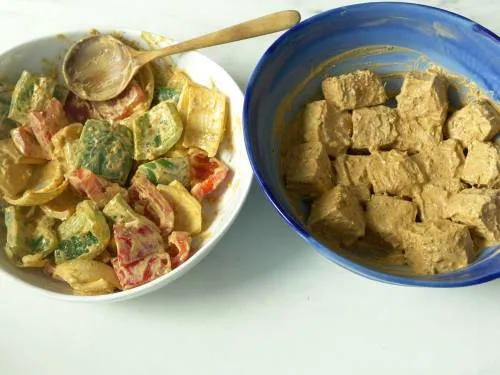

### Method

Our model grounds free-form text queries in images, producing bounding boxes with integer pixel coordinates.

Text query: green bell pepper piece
[8,71,56,123]
[136,157,190,187]
[132,101,183,161]
[77,119,134,185]
[4,206,58,266]
[55,200,110,263]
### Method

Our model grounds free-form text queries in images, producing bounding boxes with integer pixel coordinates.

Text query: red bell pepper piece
[112,252,171,290]
[189,151,229,201]
[68,168,127,209]
[129,175,174,239]
[168,231,192,268]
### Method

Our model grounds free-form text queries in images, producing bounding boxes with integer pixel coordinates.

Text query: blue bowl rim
[243,1,500,288]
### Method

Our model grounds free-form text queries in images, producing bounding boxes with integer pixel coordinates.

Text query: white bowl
[0,29,253,302]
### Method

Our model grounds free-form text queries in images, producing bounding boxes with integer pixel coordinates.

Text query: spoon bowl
[63,35,137,101]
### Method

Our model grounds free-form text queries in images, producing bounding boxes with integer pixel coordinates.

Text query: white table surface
[1,1,499,374]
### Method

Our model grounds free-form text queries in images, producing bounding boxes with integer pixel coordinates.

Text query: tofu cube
[366,195,417,248]
[308,185,366,246]
[302,100,352,157]
[411,139,465,192]
[445,188,500,247]
[285,142,333,198]
[333,154,372,202]
[396,71,448,126]
[321,70,387,111]
[461,141,500,187]
[401,220,474,275]
[394,117,442,153]
[367,150,427,197]
[445,101,500,147]
[351,105,399,151]
[413,184,451,222]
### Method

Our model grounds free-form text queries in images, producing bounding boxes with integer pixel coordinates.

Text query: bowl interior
[245,2,500,286]
[0,29,253,300]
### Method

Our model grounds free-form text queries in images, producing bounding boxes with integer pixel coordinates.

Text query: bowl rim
[0,28,254,302]
[243,1,500,288]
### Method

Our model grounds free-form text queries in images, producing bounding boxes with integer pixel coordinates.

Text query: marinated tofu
[413,184,450,222]
[282,68,500,276]
[285,142,333,198]
[351,106,399,151]
[393,117,442,153]
[368,150,427,197]
[445,101,500,147]
[308,185,366,246]
[366,195,417,248]
[396,71,448,127]
[411,139,465,192]
[461,141,500,187]
[401,220,474,275]
[333,154,372,203]
[445,188,500,247]
[321,70,387,111]
[302,100,352,157]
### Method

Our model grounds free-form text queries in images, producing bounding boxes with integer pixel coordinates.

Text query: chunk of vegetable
[132,101,183,161]
[112,252,171,290]
[40,186,81,220]
[112,222,164,265]
[8,71,56,123]
[76,119,134,185]
[128,174,174,238]
[0,140,33,197]
[10,125,49,161]
[103,194,165,265]
[51,123,83,173]
[189,151,229,201]
[63,92,91,124]
[91,81,147,120]
[5,206,58,267]
[167,231,192,268]
[55,200,110,263]
[103,193,144,224]
[154,87,181,103]
[64,81,148,123]
[52,259,121,295]
[4,160,68,206]
[0,101,16,140]
[68,168,127,209]
[179,83,227,157]
[158,181,202,234]
[28,98,67,157]
[135,157,190,187]
[53,84,69,105]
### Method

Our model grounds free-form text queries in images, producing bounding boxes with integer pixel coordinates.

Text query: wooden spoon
[62,10,301,101]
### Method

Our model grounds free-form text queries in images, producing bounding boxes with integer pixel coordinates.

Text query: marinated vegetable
[1,41,232,294]
[76,119,134,185]
[103,194,165,265]
[189,150,229,201]
[55,200,110,263]
[5,206,58,267]
[135,157,190,187]
[8,71,56,123]
[132,100,183,161]
[158,181,202,234]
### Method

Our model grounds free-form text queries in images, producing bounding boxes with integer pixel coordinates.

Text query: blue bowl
[243,2,500,287]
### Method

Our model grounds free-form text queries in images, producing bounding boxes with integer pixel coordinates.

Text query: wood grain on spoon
[63,10,301,101]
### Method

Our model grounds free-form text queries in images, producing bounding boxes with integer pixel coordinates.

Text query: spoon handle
[134,10,301,66]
